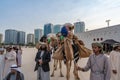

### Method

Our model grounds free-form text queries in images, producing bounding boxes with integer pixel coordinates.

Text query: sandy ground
[21,48,90,80]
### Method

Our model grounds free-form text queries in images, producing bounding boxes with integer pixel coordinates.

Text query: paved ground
[21,48,90,80]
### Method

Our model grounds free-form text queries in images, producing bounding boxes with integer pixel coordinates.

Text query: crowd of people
[1,42,120,80]
[0,46,24,80]
[0,23,120,80]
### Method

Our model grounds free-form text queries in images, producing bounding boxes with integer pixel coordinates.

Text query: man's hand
[112,70,117,74]
[77,66,85,72]
[5,57,8,60]
[39,59,43,64]
[77,66,83,71]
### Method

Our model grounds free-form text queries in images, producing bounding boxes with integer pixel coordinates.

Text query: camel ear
[73,35,78,40]
[71,26,74,29]
[69,26,74,31]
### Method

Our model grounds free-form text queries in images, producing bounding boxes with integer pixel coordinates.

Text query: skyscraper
[5,29,18,45]
[44,23,53,36]
[0,33,3,43]
[34,29,43,44]
[53,25,61,34]
[74,21,85,34]
[27,34,35,44]
[17,31,25,45]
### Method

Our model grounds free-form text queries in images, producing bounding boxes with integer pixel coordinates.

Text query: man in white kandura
[3,47,16,78]
[0,48,5,80]
[109,44,120,80]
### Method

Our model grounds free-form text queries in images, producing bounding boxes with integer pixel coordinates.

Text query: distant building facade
[76,24,120,49]
[44,23,53,36]
[27,34,35,44]
[0,33,3,43]
[34,29,43,44]
[17,31,25,45]
[5,29,26,45]
[53,25,61,34]
[5,29,18,45]
[74,21,85,34]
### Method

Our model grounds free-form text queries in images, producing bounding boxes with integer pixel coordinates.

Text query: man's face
[43,38,47,43]
[40,45,46,50]
[0,51,4,54]
[6,48,12,52]
[41,45,45,48]
[117,46,120,51]
[11,69,17,74]
[0,52,1,54]
[92,46,101,53]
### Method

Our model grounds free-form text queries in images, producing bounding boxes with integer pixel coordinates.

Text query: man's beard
[11,72,16,74]
[41,47,46,50]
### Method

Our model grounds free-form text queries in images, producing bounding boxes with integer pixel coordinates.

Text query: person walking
[16,46,22,67]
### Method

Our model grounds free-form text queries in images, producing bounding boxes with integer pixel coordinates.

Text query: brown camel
[52,35,92,80]
[49,36,64,77]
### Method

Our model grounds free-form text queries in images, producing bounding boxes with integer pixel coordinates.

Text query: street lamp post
[106,20,111,27]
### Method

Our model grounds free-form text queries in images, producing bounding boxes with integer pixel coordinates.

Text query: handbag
[75,40,92,58]
[64,38,74,60]
[52,45,64,60]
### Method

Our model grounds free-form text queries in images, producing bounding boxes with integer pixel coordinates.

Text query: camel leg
[51,59,58,77]
[66,61,71,80]
[55,60,58,70]
[59,60,64,77]
[73,63,80,80]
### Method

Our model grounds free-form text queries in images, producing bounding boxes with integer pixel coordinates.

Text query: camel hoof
[51,74,54,77]
[54,68,57,70]
[60,74,64,77]
[75,77,80,80]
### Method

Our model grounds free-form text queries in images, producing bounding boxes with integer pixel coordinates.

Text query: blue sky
[0,0,120,35]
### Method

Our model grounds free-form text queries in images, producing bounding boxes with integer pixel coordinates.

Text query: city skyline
[0,0,120,35]
[1,22,120,44]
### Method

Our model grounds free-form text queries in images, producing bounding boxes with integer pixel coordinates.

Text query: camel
[51,22,92,80]
[52,34,92,80]
[36,23,92,80]
[47,34,64,77]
